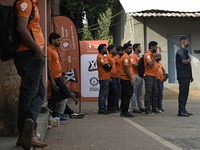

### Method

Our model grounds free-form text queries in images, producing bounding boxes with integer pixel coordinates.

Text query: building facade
[110,1,200,99]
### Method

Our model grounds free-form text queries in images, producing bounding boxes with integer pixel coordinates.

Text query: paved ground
[43,99,200,150]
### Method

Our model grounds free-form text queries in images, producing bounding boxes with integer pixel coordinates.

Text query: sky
[119,0,200,13]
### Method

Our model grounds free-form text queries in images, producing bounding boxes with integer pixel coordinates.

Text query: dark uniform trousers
[120,79,133,113]
[144,76,158,110]
[178,79,190,113]
[14,50,45,134]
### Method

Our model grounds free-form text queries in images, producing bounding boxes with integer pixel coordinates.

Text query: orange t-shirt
[15,0,44,52]
[155,61,164,82]
[97,54,110,80]
[106,53,117,78]
[114,55,121,78]
[47,45,62,79]
[144,50,158,77]
[120,53,134,81]
[130,53,140,75]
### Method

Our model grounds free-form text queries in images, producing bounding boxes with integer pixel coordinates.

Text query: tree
[59,0,113,40]
[96,8,113,44]
[82,8,113,44]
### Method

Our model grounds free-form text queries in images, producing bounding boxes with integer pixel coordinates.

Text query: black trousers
[178,79,190,113]
[51,89,74,117]
[120,79,133,113]
[144,76,158,110]
[64,104,74,115]
[49,76,71,104]
[49,76,71,117]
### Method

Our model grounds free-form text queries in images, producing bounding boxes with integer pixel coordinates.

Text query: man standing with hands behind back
[176,37,193,117]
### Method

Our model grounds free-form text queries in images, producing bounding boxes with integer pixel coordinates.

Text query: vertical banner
[53,16,80,93]
[80,40,109,101]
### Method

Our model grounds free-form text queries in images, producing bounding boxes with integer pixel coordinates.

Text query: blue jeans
[14,50,45,134]
[115,78,121,108]
[98,79,109,112]
[107,77,118,109]
[157,79,163,108]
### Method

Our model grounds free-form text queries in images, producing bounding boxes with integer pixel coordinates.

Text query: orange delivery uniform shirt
[106,53,117,78]
[15,0,44,52]
[97,54,110,80]
[114,55,121,78]
[155,61,164,82]
[120,53,134,81]
[130,53,140,75]
[144,50,158,77]
[47,45,62,79]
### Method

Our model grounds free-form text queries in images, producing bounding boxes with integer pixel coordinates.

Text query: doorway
[167,35,191,83]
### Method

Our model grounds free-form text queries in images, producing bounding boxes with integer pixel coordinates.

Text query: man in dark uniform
[176,37,193,117]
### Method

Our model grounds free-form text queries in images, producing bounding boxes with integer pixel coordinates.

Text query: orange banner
[53,16,80,93]
[80,40,108,101]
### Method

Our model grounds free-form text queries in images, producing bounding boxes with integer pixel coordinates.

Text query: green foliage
[82,8,113,44]
[96,8,113,44]
[59,0,113,40]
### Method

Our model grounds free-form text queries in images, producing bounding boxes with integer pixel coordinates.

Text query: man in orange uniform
[130,43,145,113]
[106,45,118,113]
[114,46,124,110]
[14,0,47,149]
[155,53,166,112]
[47,33,78,112]
[97,44,112,114]
[120,42,134,117]
[144,41,162,115]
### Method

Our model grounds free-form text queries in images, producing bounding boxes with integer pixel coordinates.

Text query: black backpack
[138,55,145,77]
[0,0,35,61]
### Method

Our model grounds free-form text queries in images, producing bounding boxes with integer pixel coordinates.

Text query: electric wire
[77,9,125,31]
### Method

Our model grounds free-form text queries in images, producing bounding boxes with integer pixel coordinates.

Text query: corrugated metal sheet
[130,11,200,17]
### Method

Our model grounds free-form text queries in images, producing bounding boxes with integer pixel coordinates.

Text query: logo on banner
[90,77,99,86]
[64,68,78,83]
[88,60,98,71]
[87,44,94,50]
[61,39,71,50]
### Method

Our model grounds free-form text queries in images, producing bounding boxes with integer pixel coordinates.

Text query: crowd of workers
[97,38,193,118]
[12,0,193,148]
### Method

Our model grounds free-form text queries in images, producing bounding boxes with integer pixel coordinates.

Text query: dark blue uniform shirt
[176,47,192,80]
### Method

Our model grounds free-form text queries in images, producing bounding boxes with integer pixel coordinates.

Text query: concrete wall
[0,0,51,136]
[0,0,21,137]
[112,13,200,99]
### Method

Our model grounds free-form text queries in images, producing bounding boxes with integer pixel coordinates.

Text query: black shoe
[152,109,163,115]
[120,112,134,117]
[98,110,109,114]
[158,107,164,112]
[108,108,118,113]
[117,108,122,111]
[145,110,154,116]
[185,111,193,115]
[177,112,190,117]
[132,109,142,113]
[113,108,118,113]
[139,108,146,112]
